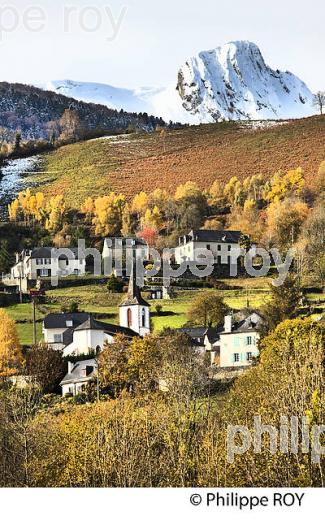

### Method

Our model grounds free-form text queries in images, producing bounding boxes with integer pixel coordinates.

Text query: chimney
[224,314,232,333]
[68,361,74,374]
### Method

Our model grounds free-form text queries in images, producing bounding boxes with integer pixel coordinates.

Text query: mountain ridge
[37,41,316,123]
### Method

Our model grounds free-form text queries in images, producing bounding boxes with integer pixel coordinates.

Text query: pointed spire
[120,248,149,307]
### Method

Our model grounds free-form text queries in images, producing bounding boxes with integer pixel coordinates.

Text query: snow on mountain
[176,41,315,122]
[39,80,161,114]
[38,41,315,124]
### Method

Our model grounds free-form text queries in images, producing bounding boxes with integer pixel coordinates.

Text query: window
[54,334,62,343]
[66,320,73,327]
[44,258,51,265]
[228,245,231,251]
[247,352,253,362]
[141,308,146,327]
[217,244,221,251]
[96,346,101,355]
[206,244,211,250]
[233,353,240,363]
[246,336,252,345]
[127,308,132,328]
[36,258,43,265]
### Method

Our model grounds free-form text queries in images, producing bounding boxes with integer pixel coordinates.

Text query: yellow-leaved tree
[92,192,126,235]
[0,309,23,377]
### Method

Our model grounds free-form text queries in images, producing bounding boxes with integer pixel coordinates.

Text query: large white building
[102,236,149,276]
[174,229,242,265]
[3,247,86,292]
[43,312,139,357]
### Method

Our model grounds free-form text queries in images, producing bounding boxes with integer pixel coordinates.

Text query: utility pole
[18,266,23,304]
[29,288,44,346]
[32,295,37,346]
[96,357,100,402]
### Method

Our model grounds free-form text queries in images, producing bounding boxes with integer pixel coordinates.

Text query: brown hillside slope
[41,116,325,206]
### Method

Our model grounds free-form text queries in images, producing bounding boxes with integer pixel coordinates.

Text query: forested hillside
[0,82,165,141]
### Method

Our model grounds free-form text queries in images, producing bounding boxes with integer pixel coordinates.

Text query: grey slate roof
[188,229,241,244]
[43,312,90,330]
[30,247,82,260]
[74,315,139,338]
[177,327,208,345]
[60,359,97,386]
[104,237,147,247]
[221,312,263,335]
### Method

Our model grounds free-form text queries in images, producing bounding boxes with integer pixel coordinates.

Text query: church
[52,265,151,396]
[43,260,150,358]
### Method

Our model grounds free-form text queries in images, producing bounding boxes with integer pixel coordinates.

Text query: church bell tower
[119,253,150,336]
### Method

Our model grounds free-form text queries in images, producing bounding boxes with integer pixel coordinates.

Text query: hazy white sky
[0,0,324,91]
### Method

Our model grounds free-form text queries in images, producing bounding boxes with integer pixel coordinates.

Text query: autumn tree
[262,274,302,331]
[45,195,66,233]
[208,179,226,209]
[266,198,309,250]
[81,197,95,224]
[221,318,324,486]
[188,292,229,327]
[224,176,244,206]
[26,344,66,394]
[229,199,263,243]
[265,168,305,203]
[121,203,132,236]
[92,193,126,235]
[0,310,24,377]
[98,335,131,396]
[131,191,149,218]
[302,203,325,284]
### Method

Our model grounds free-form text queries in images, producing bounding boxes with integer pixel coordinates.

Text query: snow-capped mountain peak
[176,40,314,122]
[38,41,315,124]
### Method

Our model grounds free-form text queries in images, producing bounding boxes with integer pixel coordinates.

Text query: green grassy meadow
[1,275,323,345]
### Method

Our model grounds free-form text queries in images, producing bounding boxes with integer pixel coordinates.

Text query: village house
[102,236,149,276]
[43,313,138,357]
[174,229,242,265]
[179,311,263,369]
[60,359,97,397]
[204,312,263,367]
[2,247,86,293]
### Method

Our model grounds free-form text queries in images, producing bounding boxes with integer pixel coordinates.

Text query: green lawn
[2,276,322,345]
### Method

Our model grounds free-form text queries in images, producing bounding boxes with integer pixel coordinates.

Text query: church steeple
[119,250,150,336]
[122,253,150,307]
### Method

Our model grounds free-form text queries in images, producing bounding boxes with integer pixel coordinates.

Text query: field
[2,274,323,344]
[0,276,293,344]
[27,115,325,207]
